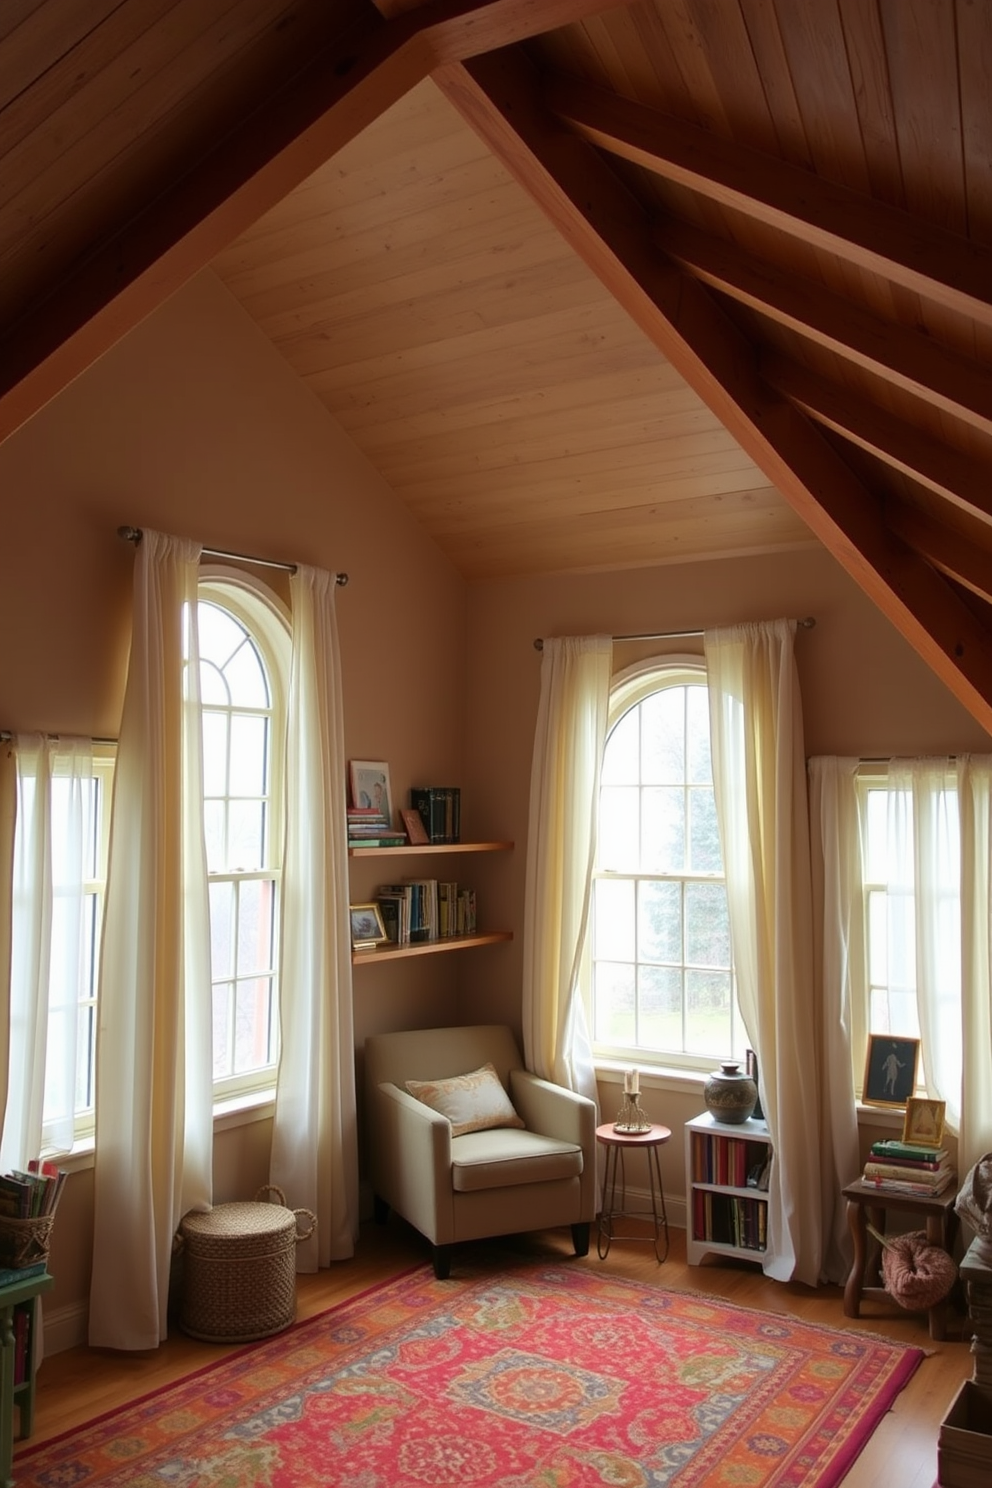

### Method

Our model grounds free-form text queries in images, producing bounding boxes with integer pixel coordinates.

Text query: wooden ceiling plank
[436,46,992,731]
[542,70,992,328]
[835,0,904,208]
[655,215,992,433]
[763,352,992,527]
[0,0,623,445]
[0,0,126,116]
[736,0,813,168]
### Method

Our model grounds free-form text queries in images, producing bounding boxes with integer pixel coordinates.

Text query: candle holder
[614,1093,652,1133]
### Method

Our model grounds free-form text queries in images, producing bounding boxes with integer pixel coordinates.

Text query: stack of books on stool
[861,1138,955,1197]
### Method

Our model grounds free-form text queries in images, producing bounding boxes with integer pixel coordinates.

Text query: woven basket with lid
[178,1185,316,1343]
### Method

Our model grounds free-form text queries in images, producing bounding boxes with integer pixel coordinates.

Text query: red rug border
[18,1261,426,1463]
[18,1255,927,1483]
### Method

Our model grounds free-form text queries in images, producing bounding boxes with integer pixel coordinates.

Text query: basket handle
[293,1209,317,1242]
[254,1184,287,1207]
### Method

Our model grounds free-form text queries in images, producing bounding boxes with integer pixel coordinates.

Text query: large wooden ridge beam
[435,46,992,734]
[0,0,618,446]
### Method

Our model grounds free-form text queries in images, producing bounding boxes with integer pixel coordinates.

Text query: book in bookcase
[410,787,460,844]
[375,878,477,945]
[685,1111,771,1267]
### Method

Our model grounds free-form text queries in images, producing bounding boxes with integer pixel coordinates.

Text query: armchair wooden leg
[432,1245,453,1280]
[571,1222,590,1257]
[373,1194,390,1224]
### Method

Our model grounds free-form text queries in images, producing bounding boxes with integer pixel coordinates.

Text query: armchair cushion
[405,1060,525,1136]
[450,1128,584,1192]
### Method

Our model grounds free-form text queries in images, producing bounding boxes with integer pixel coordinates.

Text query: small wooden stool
[596,1122,672,1263]
[841,1177,958,1340]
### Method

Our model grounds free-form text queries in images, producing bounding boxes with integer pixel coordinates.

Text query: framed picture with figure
[903,1097,946,1148]
[863,1034,920,1107]
[349,760,393,825]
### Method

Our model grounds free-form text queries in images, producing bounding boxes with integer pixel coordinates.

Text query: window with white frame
[198,576,289,1102]
[591,659,745,1071]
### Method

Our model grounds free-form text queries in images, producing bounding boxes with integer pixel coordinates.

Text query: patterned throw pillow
[405,1062,525,1136]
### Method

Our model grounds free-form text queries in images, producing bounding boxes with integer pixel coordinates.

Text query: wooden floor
[22,1220,972,1486]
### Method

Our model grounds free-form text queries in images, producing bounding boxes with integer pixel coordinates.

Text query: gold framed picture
[349,902,388,950]
[902,1096,946,1148]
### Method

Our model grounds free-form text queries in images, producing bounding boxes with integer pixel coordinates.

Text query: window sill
[47,1090,277,1173]
[596,1064,916,1131]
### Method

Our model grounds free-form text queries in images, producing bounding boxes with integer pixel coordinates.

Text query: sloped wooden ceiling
[2,0,992,732]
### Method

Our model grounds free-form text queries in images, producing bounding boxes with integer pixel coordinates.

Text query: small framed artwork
[863,1034,920,1107]
[349,760,393,824]
[400,807,430,845]
[902,1096,946,1148]
[350,902,388,950]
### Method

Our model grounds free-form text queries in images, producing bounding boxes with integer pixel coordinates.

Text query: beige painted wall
[2,267,988,1336]
[461,554,992,1204]
[0,271,475,1333]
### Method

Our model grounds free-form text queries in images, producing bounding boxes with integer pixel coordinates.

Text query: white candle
[624,1068,639,1096]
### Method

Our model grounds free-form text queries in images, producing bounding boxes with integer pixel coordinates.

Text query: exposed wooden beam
[435,48,992,733]
[887,505,992,604]
[763,353,992,526]
[544,71,992,330]
[655,217,992,436]
[0,0,619,446]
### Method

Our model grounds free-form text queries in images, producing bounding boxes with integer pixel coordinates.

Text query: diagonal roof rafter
[432,44,992,732]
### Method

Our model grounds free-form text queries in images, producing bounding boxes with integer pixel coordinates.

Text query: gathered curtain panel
[2,734,92,1169]
[705,620,857,1286]
[810,752,992,1178]
[89,530,214,1350]
[522,635,612,1106]
[269,565,359,1266]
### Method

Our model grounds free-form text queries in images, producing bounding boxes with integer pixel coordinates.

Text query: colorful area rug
[19,1261,923,1487]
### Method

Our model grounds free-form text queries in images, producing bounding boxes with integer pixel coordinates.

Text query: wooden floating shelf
[348,840,512,858]
[352,931,513,965]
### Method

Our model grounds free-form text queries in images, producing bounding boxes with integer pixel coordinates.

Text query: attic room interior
[3,2,992,1483]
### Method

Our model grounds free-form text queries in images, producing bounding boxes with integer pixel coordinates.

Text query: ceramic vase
[703,1060,758,1125]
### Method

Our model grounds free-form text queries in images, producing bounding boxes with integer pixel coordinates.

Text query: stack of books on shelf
[410,786,461,843]
[861,1138,955,1197]
[347,806,407,848]
[376,879,477,944]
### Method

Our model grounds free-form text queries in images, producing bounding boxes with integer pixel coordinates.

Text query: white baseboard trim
[42,1298,89,1356]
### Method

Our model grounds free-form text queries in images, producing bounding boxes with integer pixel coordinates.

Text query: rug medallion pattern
[17,1263,923,1487]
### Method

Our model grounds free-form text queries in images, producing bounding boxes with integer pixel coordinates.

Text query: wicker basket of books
[0,1162,66,1271]
[0,1214,54,1269]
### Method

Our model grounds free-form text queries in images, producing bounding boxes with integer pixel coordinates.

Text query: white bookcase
[685,1111,772,1266]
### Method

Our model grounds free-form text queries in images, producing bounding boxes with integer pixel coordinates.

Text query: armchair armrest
[509,1070,596,1148]
[510,1070,598,1220]
[370,1083,455,1244]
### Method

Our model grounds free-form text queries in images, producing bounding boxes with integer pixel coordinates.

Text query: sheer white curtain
[522,635,611,1101]
[89,530,214,1349]
[706,620,855,1285]
[2,734,92,1167]
[270,566,358,1266]
[958,756,992,1176]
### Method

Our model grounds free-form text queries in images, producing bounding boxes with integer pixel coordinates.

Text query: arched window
[198,574,289,1100]
[591,659,744,1071]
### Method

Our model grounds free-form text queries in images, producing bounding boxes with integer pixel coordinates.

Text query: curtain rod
[533,617,815,650]
[2,732,117,745]
[118,526,348,584]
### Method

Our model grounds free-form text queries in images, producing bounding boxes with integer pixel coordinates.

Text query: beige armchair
[365,1024,597,1278]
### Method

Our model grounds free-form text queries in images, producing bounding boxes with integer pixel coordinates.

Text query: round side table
[596,1122,672,1263]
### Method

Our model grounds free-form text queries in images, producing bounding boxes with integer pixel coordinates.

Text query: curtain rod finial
[336,573,349,586]
[118,525,142,544]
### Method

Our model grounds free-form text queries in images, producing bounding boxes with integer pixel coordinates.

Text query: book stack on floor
[861,1138,955,1197]
[347,806,407,848]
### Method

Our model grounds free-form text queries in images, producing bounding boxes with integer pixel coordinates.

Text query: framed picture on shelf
[902,1096,946,1148]
[349,902,388,949]
[862,1033,920,1106]
[349,760,393,824]
[400,807,430,845]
